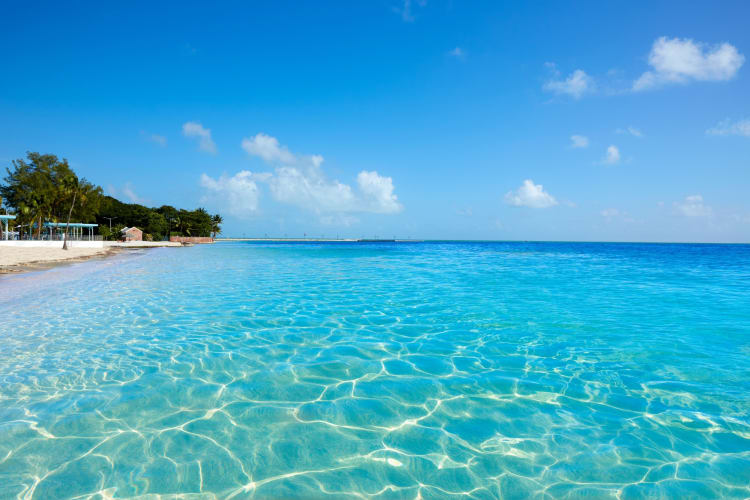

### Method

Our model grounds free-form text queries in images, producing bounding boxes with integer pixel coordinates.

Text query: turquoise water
[1,241,749,499]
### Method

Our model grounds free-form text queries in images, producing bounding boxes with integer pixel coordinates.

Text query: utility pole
[104,217,117,230]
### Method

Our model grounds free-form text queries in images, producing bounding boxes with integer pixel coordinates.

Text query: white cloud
[602,145,621,165]
[264,165,402,215]
[706,118,750,137]
[570,135,589,148]
[447,47,466,59]
[633,37,745,91]
[110,182,148,204]
[674,194,712,217]
[122,184,141,203]
[201,133,403,220]
[544,67,594,99]
[504,180,558,208]
[182,121,217,153]
[616,126,643,138]
[200,171,261,217]
[394,0,427,22]
[600,208,635,223]
[357,170,402,214]
[242,133,297,164]
[268,165,357,213]
[141,132,167,146]
[151,134,167,146]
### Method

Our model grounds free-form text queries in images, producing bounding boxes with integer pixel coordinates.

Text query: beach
[0,241,184,274]
[0,246,118,273]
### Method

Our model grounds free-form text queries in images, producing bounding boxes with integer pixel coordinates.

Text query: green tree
[111,224,125,241]
[177,209,193,236]
[145,211,168,240]
[1,153,57,239]
[60,173,78,250]
[156,205,179,239]
[192,208,212,237]
[211,214,223,238]
[2,153,220,242]
[1,153,102,242]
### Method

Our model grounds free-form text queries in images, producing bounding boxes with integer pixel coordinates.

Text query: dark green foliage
[97,198,217,240]
[0,152,102,238]
[1,152,222,240]
[211,214,223,238]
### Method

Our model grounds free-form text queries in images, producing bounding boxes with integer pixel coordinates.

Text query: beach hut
[121,227,143,242]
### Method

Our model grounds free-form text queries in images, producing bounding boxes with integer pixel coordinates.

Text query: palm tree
[20,193,48,240]
[177,213,192,236]
[211,214,223,238]
[60,173,79,250]
[55,172,101,248]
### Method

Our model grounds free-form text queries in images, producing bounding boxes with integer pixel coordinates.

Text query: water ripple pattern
[1,242,749,499]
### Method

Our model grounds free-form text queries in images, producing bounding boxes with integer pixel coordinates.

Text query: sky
[1,1,749,242]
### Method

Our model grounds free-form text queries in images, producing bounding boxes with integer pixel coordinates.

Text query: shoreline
[0,241,183,275]
[0,246,122,275]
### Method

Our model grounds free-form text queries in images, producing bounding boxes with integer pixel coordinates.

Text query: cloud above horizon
[141,132,167,146]
[241,133,298,164]
[200,171,261,217]
[108,182,148,204]
[182,121,217,154]
[543,66,594,99]
[544,37,743,98]
[570,135,589,148]
[706,118,750,137]
[633,37,744,91]
[674,194,712,217]
[601,145,621,165]
[200,133,403,221]
[504,180,558,208]
[616,126,643,138]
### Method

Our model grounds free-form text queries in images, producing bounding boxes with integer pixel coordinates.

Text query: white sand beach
[0,247,116,272]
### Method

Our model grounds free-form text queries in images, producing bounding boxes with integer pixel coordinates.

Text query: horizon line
[216,237,750,245]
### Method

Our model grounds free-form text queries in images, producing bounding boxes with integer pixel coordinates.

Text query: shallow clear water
[1,241,749,499]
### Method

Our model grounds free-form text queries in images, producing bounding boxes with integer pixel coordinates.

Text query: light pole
[103,217,117,230]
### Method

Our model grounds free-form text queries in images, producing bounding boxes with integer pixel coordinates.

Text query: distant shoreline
[217,238,420,243]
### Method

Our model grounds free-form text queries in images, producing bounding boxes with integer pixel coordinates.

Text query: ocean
[1,241,749,498]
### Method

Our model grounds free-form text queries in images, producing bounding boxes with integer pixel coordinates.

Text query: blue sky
[1,1,749,242]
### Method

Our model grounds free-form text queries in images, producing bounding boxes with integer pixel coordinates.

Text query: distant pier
[217,238,422,243]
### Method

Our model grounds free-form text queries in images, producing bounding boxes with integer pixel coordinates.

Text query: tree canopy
[1,152,221,240]
[0,153,101,238]
[97,198,216,240]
